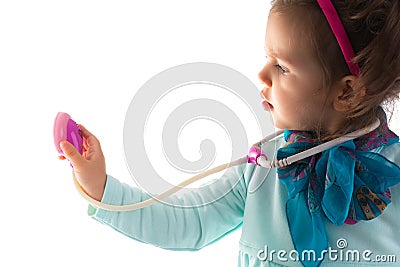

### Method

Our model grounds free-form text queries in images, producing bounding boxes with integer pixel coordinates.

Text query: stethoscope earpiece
[247,146,267,165]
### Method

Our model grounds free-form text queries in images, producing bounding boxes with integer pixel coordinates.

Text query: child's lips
[262,100,274,111]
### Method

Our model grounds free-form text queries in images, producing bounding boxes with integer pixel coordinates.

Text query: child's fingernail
[59,141,66,149]
[58,155,66,160]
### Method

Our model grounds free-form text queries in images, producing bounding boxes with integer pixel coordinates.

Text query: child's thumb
[60,141,84,167]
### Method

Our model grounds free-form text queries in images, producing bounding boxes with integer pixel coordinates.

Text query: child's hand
[60,125,106,202]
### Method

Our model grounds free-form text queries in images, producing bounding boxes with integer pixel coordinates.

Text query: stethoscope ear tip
[247,146,267,166]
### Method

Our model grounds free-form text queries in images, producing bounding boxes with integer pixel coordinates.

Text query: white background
[0,1,399,267]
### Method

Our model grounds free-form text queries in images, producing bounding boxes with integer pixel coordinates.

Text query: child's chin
[270,118,283,130]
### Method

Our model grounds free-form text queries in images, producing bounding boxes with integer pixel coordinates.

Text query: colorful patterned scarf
[276,108,400,267]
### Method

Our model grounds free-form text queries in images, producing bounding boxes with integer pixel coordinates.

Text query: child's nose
[258,65,272,88]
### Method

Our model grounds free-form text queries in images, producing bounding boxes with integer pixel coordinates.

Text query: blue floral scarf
[276,108,400,267]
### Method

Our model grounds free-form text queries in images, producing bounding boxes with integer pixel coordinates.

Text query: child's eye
[274,64,289,74]
[264,56,289,74]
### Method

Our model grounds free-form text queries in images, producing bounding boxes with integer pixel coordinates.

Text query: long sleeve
[91,162,254,251]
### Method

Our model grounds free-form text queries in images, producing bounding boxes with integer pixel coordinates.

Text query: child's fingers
[78,124,102,154]
[78,124,95,139]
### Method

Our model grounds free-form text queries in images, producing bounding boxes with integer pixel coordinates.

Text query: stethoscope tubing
[74,119,380,212]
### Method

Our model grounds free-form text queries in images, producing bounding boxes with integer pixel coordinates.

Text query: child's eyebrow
[264,46,294,65]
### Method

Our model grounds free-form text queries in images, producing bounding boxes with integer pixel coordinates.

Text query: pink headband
[316,0,360,76]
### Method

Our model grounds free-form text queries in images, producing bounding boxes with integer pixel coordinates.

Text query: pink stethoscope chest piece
[53,112,83,155]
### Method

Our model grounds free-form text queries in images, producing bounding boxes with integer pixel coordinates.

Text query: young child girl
[60,0,400,266]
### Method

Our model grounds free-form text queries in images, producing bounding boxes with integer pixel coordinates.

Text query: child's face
[259,11,336,131]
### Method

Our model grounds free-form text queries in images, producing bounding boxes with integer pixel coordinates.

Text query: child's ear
[333,75,365,112]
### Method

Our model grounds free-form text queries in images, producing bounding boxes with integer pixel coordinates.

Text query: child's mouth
[262,100,274,111]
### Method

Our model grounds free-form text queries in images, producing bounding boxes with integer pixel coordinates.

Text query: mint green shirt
[91,135,400,266]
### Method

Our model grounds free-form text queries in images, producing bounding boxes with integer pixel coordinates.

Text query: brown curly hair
[270,0,400,140]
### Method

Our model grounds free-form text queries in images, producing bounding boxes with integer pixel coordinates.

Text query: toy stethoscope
[54,112,380,211]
